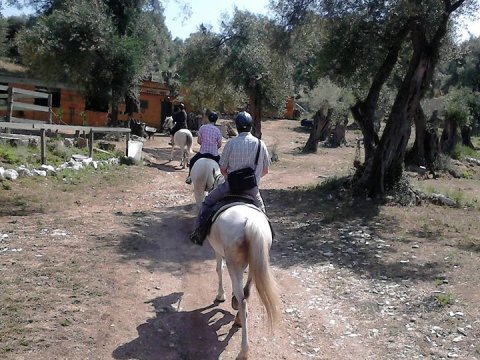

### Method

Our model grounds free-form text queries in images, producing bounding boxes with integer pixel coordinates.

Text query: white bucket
[128,140,143,163]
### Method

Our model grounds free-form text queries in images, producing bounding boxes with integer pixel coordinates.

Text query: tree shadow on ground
[112,292,237,360]
[112,179,446,285]
[262,180,445,283]
[142,147,189,172]
[115,204,216,274]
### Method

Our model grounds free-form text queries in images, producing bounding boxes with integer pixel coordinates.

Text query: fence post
[48,94,53,124]
[5,87,13,134]
[125,132,130,156]
[40,128,46,165]
[88,130,94,158]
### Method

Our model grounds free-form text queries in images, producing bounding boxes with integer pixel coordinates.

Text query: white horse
[163,116,193,168]
[190,158,224,208]
[207,205,280,360]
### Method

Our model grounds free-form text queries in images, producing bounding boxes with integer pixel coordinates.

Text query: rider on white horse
[169,103,187,145]
[190,111,270,245]
[185,111,223,184]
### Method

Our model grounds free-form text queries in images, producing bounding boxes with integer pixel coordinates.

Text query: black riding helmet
[178,103,185,110]
[235,111,252,131]
[208,111,218,123]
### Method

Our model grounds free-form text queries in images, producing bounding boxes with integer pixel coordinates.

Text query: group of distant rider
[168,104,270,245]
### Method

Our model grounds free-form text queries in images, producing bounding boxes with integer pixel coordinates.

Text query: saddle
[193,196,274,246]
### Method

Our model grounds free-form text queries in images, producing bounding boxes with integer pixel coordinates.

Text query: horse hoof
[231,296,239,310]
[214,297,225,304]
[233,312,242,327]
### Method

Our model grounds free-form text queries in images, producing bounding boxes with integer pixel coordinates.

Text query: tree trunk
[303,107,332,153]
[125,93,139,115]
[328,123,346,147]
[407,106,427,166]
[424,128,440,168]
[351,24,410,163]
[110,100,119,126]
[461,125,474,149]
[440,116,458,153]
[248,81,263,139]
[354,1,461,196]
[356,28,435,195]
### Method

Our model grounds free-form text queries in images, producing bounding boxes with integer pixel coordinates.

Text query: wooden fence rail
[0,121,131,165]
[0,86,53,124]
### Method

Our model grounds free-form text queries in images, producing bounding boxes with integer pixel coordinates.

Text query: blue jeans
[194,181,265,229]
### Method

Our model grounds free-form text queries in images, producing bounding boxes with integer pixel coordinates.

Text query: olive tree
[180,10,293,138]
[15,0,171,122]
[273,0,479,197]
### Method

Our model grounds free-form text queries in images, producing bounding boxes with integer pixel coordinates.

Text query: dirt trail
[2,119,479,360]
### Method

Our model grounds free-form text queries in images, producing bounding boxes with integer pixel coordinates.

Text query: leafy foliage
[443,87,480,127]
[298,77,354,124]
[14,0,171,113]
[179,10,293,116]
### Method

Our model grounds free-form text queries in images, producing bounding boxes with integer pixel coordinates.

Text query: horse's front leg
[215,254,226,303]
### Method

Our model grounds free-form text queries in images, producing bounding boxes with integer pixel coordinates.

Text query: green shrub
[451,144,479,160]
[0,144,19,164]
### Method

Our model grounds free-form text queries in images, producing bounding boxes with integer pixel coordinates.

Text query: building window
[140,100,149,110]
[33,87,61,107]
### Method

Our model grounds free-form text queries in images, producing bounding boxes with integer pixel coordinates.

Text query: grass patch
[0,138,123,168]
[435,293,455,306]
[451,144,480,160]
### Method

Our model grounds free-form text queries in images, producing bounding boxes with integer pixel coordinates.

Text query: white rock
[33,169,47,177]
[82,157,93,166]
[17,167,34,177]
[4,169,19,180]
[40,164,56,174]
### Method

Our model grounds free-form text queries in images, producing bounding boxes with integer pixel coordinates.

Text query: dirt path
[1,119,479,359]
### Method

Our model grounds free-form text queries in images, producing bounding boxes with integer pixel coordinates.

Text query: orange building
[0,71,173,129]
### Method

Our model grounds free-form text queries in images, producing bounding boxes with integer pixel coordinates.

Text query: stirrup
[190,230,203,246]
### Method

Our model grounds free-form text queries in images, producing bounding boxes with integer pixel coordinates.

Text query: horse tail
[186,132,193,153]
[245,217,281,331]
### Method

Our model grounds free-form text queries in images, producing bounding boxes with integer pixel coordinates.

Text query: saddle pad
[211,202,263,223]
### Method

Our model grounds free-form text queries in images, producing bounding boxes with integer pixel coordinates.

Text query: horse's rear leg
[228,262,249,359]
[181,149,187,169]
[169,143,174,161]
[232,272,252,310]
[215,254,226,303]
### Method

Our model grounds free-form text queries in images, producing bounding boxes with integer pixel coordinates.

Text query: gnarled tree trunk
[441,115,458,153]
[354,1,464,197]
[407,109,441,169]
[461,125,475,149]
[356,21,446,195]
[351,24,410,163]
[248,76,263,139]
[303,107,332,153]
